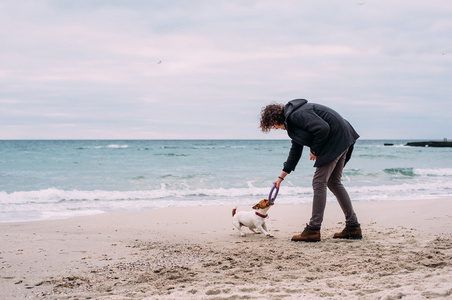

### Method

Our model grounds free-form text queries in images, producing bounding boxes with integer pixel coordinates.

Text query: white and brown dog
[232,199,273,237]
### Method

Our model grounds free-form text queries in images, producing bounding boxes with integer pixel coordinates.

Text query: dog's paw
[240,233,246,237]
[266,233,274,238]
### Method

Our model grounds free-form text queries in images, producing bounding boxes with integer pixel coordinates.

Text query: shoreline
[3,196,452,226]
[1,199,451,299]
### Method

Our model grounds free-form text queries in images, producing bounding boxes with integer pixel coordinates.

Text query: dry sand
[1,199,452,299]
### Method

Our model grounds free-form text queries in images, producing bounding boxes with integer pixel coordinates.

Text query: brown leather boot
[333,225,362,239]
[291,224,321,242]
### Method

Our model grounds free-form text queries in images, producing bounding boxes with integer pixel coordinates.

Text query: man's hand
[273,177,283,189]
[273,172,288,189]
[310,152,317,161]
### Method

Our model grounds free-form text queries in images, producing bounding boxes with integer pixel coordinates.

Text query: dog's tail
[232,206,238,217]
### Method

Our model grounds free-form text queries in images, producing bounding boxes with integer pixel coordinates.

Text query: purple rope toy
[268,183,279,205]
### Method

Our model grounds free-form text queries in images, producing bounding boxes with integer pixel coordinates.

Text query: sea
[1,139,452,223]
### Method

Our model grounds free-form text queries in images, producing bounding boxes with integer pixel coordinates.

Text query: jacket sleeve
[283,141,304,173]
[290,110,330,156]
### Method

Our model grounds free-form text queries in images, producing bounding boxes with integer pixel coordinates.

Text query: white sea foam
[413,168,452,176]
[1,179,451,223]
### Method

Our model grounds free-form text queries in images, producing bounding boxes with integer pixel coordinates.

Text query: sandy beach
[1,199,451,299]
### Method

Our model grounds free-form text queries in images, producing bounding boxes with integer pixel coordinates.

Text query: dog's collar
[255,212,268,218]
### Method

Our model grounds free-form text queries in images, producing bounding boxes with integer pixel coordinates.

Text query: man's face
[273,124,286,130]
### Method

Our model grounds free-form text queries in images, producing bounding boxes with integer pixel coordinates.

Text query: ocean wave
[358,154,399,159]
[154,153,189,157]
[106,144,129,149]
[382,168,452,177]
[383,168,415,176]
[131,176,148,181]
[413,168,452,176]
[2,180,452,223]
[343,169,378,177]
[77,144,129,150]
[0,186,310,205]
[1,180,450,206]
[0,187,296,222]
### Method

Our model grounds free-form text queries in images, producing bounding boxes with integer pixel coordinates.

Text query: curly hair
[260,103,285,133]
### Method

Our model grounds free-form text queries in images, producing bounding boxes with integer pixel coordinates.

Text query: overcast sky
[1,0,451,140]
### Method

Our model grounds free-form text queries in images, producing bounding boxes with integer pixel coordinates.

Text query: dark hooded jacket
[282,99,359,172]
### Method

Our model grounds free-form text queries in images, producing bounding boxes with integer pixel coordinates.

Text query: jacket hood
[284,99,308,119]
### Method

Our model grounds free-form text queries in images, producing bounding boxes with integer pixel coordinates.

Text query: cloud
[1,0,451,139]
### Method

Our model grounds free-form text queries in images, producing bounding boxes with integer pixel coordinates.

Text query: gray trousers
[309,148,359,229]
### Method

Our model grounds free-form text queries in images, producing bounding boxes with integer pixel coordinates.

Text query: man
[260,99,362,242]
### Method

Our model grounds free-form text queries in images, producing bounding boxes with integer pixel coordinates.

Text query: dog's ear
[254,199,268,209]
